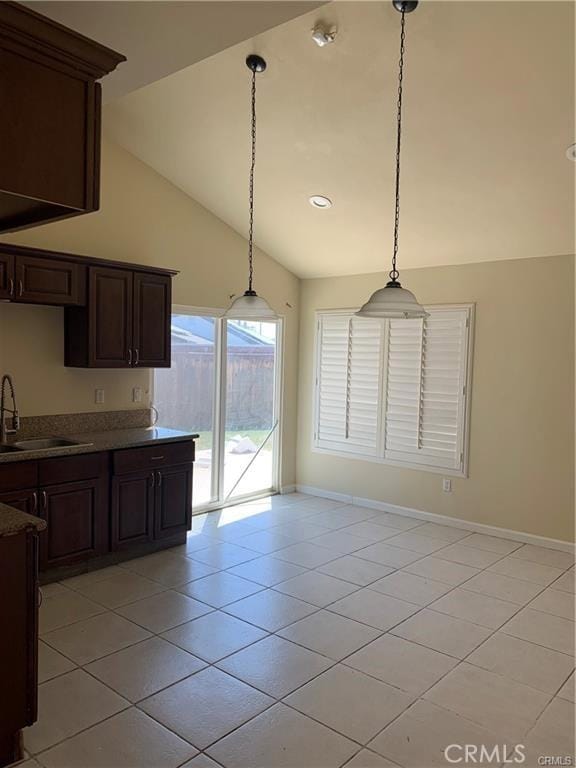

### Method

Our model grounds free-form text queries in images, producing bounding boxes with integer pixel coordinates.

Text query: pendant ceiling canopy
[356,0,427,320]
[225,54,277,321]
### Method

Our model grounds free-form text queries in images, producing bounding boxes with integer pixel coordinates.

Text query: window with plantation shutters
[314,305,473,476]
[383,308,471,471]
[315,313,383,456]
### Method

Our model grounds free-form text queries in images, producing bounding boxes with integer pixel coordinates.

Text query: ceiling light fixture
[309,195,333,209]
[356,1,427,320]
[312,24,337,47]
[225,54,277,321]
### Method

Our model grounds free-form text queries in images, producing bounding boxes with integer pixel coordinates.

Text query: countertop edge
[0,429,200,464]
[0,502,47,537]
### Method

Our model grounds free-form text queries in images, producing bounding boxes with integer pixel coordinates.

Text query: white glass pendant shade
[225,290,278,320]
[356,282,428,319]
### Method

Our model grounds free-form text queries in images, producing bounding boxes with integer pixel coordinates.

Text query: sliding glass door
[223,319,278,501]
[154,309,280,512]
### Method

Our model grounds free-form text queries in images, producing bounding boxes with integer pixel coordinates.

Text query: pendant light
[225,55,277,320]
[356,1,427,319]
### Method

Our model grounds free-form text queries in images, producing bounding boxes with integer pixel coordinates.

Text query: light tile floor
[21,493,575,768]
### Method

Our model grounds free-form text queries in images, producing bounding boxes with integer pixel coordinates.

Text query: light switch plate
[95,388,105,405]
[132,386,142,403]
[442,478,452,493]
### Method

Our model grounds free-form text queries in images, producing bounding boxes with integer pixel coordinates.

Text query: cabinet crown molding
[0,1,126,80]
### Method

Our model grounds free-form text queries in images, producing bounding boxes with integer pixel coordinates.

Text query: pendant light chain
[248,67,257,294]
[390,7,407,284]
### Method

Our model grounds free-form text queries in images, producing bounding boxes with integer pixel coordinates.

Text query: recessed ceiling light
[309,195,332,209]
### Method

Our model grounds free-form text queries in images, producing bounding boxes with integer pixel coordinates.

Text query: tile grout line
[33,496,574,767]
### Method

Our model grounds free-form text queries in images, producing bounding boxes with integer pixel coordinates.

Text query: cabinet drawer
[113,441,194,475]
[0,461,38,493]
[39,452,107,486]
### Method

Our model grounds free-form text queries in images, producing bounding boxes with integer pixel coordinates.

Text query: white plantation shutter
[314,305,472,475]
[384,307,471,471]
[315,314,382,456]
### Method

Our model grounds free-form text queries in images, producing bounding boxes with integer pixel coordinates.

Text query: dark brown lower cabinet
[0,488,37,517]
[0,529,39,767]
[154,465,192,540]
[111,447,193,550]
[0,440,194,571]
[39,478,108,570]
[111,471,155,550]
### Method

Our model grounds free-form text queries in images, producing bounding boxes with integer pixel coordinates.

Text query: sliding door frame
[156,304,282,514]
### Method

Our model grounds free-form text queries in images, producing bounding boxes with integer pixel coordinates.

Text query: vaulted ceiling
[35,2,576,279]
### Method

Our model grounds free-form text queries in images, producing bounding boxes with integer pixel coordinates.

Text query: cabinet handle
[151,455,164,461]
[157,471,162,487]
[134,348,139,366]
[8,277,14,297]
[32,491,38,515]
[128,348,133,366]
[150,472,155,488]
[18,279,23,297]
[41,490,47,512]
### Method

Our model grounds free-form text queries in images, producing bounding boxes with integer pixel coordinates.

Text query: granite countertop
[0,502,47,537]
[0,427,199,464]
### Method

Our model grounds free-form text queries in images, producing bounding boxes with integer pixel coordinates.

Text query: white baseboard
[296,484,575,553]
[279,484,296,495]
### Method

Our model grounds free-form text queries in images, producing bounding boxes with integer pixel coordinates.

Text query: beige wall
[0,137,300,486]
[297,254,575,543]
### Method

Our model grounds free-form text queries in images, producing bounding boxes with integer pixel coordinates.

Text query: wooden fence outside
[155,345,275,432]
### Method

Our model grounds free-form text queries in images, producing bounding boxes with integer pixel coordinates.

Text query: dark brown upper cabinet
[0,245,86,306]
[133,272,172,368]
[65,266,172,368]
[0,252,14,299]
[0,2,125,232]
[0,243,176,367]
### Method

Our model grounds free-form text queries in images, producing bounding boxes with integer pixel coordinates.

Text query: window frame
[312,304,475,478]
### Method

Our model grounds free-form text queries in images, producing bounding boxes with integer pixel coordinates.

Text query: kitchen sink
[12,437,93,451]
[0,444,21,453]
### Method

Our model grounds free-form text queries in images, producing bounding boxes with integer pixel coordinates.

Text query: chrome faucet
[1,374,19,444]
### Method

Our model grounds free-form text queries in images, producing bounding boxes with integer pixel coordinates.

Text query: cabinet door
[133,272,171,368]
[0,530,39,760]
[39,478,108,569]
[111,471,155,550]
[16,255,84,306]
[89,267,133,367]
[0,488,38,517]
[0,251,15,299]
[154,465,192,540]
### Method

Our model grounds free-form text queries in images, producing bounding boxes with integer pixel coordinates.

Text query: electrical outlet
[132,386,142,403]
[442,478,452,493]
[95,388,105,405]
